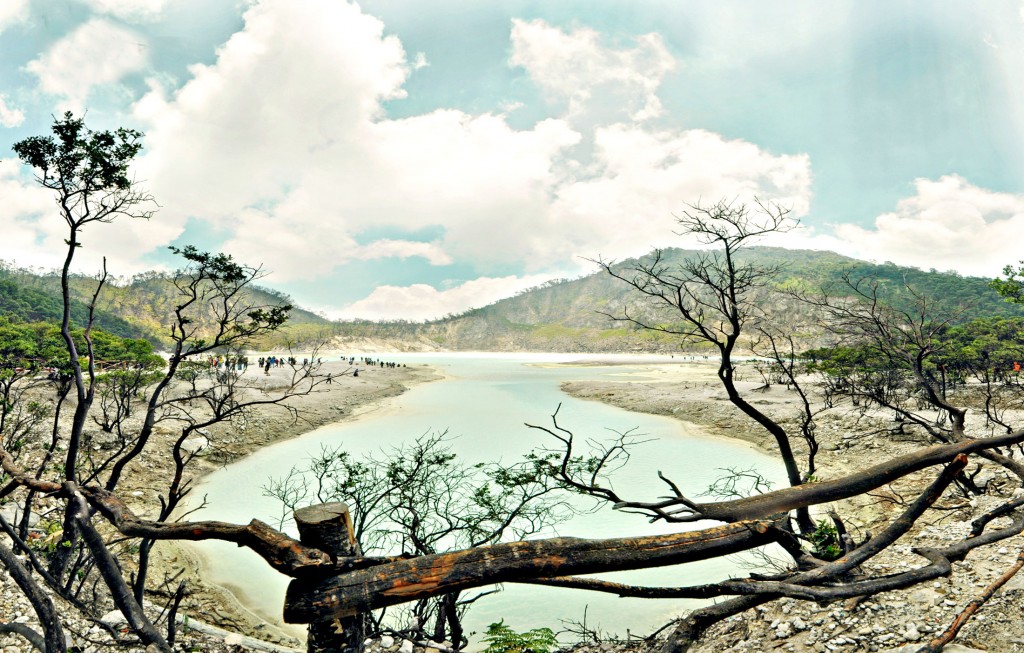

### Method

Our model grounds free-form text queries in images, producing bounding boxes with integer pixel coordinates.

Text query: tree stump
[294,503,364,653]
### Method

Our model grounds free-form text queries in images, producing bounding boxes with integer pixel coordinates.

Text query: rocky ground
[561,360,1024,653]
[0,358,440,653]
[5,356,1024,653]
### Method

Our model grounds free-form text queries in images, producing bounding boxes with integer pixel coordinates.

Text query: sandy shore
[559,359,1024,653]
[143,355,1024,652]
[143,358,441,648]
[559,357,785,449]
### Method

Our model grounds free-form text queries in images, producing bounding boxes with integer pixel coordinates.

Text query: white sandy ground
[5,355,1024,652]
[164,356,1024,652]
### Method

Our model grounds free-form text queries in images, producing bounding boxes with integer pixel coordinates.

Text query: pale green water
[191,353,785,640]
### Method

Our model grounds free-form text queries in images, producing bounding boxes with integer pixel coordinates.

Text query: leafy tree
[11,111,155,487]
[0,115,329,652]
[991,262,1024,305]
[265,433,570,650]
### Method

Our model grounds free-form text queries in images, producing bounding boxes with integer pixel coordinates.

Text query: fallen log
[283,519,780,623]
[283,434,1024,623]
[683,430,1024,522]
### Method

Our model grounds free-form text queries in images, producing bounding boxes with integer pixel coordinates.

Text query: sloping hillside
[0,264,331,348]
[332,248,1024,352]
[5,248,1018,354]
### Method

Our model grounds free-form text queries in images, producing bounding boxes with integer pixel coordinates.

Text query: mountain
[330,248,1024,353]
[3,248,1019,354]
[0,263,331,348]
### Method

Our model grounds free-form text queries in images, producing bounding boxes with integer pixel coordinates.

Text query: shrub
[482,620,558,653]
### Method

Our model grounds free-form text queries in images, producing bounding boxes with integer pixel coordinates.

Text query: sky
[3,1,1024,321]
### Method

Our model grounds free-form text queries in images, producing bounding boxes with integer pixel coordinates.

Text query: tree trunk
[283,519,780,623]
[295,503,366,653]
[0,539,66,652]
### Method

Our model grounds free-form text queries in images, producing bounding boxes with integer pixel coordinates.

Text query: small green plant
[482,620,558,653]
[807,519,842,561]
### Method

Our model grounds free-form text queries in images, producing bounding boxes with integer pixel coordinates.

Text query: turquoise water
[191,353,785,640]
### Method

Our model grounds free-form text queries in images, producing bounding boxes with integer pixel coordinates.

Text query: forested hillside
[0,264,147,339]
[0,262,332,349]
[333,247,1024,352]
[3,248,1019,353]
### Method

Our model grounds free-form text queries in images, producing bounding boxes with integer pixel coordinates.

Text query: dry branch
[83,485,332,575]
[528,454,968,601]
[917,548,1024,652]
[680,431,1024,522]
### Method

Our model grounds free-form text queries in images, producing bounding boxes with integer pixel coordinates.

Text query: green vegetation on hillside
[0,261,332,351]
[0,317,161,370]
[4,247,1020,354]
[327,247,1024,352]
[0,264,146,340]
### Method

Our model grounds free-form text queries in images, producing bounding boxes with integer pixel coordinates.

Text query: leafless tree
[593,199,815,531]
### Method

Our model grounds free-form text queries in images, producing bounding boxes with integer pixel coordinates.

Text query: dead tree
[295,503,365,653]
[594,199,816,533]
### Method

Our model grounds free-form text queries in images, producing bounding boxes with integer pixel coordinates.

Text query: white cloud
[200,109,581,281]
[543,126,813,266]
[0,160,91,270]
[131,0,412,267]
[0,160,51,218]
[335,274,555,321]
[510,18,675,123]
[355,240,452,266]
[0,95,25,127]
[128,0,810,293]
[834,175,1024,276]
[0,159,164,277]
[26,18,148,111]
[131,0,583,281]
[80,0,168,22]
[0,0,28,32]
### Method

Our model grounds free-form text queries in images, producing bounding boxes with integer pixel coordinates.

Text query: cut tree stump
[294,503,365,653]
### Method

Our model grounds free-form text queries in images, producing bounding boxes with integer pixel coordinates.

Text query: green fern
[482,620,558,653]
